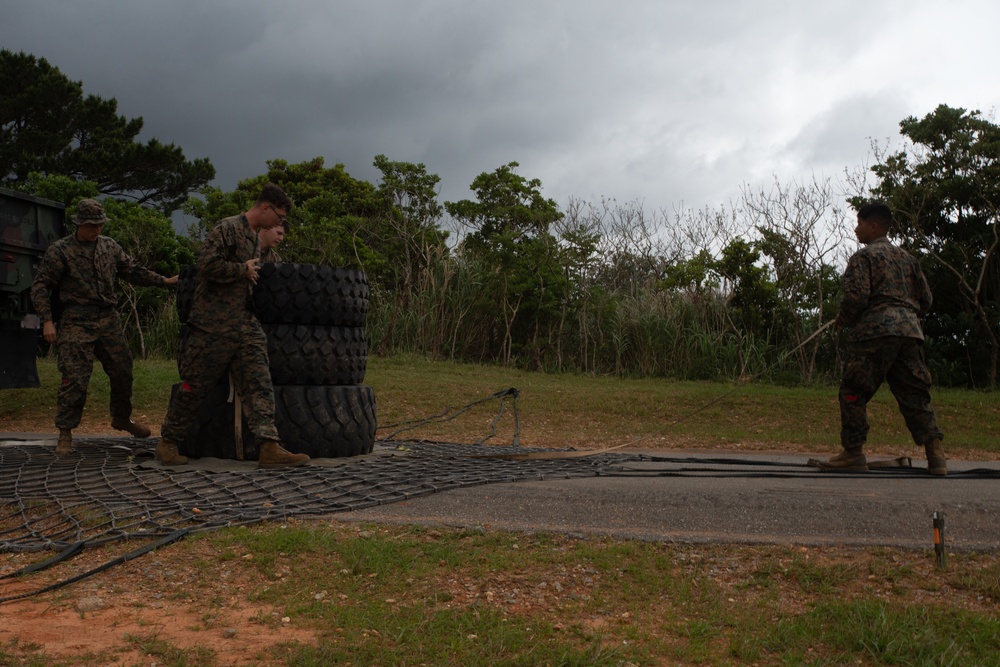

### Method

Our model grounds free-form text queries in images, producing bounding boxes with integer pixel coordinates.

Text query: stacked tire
[173,263,377,460]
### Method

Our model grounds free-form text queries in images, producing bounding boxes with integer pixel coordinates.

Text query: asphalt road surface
[341,451,1000,551]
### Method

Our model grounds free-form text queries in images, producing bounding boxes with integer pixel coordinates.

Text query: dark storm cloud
[3,0,999,216]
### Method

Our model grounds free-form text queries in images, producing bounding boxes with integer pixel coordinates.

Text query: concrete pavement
[340,451,1000,551]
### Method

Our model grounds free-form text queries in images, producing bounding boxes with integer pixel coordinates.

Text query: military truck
[0,187,66,389]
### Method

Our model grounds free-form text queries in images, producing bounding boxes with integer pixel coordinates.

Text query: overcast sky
[3,0,999,219]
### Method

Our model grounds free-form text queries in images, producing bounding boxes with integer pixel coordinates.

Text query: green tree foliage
[0,49,215,213]
[371,154,450,353]
[185,157,420,287]
[857,104,1000,387]
[373,154,449,280]
[446,163,569,367]
[100,198,192,357]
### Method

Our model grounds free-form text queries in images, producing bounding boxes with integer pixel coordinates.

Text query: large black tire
[263,324,367,385]
[175,265,198,324]
[274,385,377,458]
[253,263,369,327]
[175,383,377,460]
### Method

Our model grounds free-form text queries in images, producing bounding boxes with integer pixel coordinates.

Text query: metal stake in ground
[932,511,946,568]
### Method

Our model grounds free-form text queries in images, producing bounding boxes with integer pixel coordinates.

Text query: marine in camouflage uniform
[29,199,178,455]
[258,218,286,262]
[819,202,946,475]
[156,184,308,468]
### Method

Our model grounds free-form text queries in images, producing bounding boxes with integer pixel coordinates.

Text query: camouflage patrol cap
[71,198,110,225]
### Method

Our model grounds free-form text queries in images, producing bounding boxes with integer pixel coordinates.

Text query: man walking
[818,201,946,475]
[156,184,309,468]
[30,198,178,455]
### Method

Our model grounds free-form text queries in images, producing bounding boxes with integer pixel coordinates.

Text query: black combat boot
[111,417,152,438]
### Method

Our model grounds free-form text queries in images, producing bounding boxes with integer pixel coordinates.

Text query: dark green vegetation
[3,50,998,387]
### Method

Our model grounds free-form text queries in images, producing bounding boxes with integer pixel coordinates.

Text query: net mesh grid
[0,438,616,554]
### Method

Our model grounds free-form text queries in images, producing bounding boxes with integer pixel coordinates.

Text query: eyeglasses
[268,205,288,225]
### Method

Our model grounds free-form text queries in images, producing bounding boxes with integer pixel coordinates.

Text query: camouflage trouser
[54,310,134,429]
[161,321,279,444]
[839,336,943,450]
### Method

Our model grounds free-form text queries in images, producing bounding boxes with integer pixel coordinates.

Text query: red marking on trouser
[843,393,859,403]
[180,382,192,392]
[61,377,70,386]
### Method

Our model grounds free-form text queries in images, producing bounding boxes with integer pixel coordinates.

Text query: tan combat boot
[258,440,310,469]
[111,417,152,438]
[924,438,947,476]
[155,438,188,466]
[55,429,73,456]
[815,448,868,471]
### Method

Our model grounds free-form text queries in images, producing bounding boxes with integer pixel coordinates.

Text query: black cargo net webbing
[0,440,608,551]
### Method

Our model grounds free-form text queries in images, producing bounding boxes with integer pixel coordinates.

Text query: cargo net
[0,438,614,553]
[0,437,629,601]
[0,388,622,601]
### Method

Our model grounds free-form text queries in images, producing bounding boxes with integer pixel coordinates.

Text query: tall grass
[366,255,834,384]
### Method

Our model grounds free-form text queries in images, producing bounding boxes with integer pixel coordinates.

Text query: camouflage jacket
[30,234,168,323]
[187,214,260,337]
[836,238,931,341]
[260,247,281,263]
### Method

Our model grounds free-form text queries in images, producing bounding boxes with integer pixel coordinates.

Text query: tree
[185,157,395,279]
[372,154,449,354]
[739,176,849,381]
[856,105,1000,387]
[1,49,214,213]
[101,198,193,357]
[447,162,564,253]
[446,163,568,367]
[372,154,449,289]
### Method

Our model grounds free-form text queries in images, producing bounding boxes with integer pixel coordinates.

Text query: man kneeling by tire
[156,184,309,469]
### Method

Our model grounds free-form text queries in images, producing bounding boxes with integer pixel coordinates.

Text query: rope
[0,529,190,604]
[378,388,522,444]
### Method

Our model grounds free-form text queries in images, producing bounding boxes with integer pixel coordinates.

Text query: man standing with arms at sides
[155,184,309,468]
[258,218,286,262]
[818,201,947,475]
[30,198,179,455]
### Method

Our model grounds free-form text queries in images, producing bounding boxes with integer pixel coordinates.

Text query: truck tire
[263,324,367,386]
[274,384,377,458]
[253,263,369,327]
[175,383,377,460]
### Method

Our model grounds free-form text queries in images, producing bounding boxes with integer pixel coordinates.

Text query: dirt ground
[1,535,318,666]
[3,520,995,667]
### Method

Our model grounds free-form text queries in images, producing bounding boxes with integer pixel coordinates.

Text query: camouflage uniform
[836,238,943,450]
[161,214,280,444]
[30,213,169,430]
[260,247,281,263]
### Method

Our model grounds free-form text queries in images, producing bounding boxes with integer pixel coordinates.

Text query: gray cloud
[3,0,998,217]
